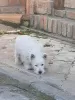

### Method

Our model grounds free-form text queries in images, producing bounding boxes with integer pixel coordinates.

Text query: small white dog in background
[15,35,47,74]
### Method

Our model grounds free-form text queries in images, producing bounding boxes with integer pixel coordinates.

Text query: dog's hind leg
[15,52,22,65]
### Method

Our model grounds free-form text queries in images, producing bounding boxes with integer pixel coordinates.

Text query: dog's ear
[43,54,47,59]
[31,54,35,59]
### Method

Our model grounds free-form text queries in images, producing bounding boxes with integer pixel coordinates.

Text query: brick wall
[0,0,25,14]
[28,0,75,40]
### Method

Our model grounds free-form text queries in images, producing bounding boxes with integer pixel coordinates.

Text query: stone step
[0,14,22,23]
[30,15,75,39]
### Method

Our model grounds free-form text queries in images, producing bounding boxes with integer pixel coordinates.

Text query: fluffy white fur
[15,35,47,74]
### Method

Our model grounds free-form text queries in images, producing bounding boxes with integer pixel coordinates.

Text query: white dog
[15,35,47,74]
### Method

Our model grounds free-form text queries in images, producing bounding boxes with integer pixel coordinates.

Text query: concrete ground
[0,24,75,99]
[0,72,54,100]
[0,85,31,100]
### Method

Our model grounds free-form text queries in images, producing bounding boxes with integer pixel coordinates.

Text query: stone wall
[28,0,75,40]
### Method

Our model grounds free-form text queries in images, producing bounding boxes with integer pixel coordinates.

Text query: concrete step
[0,68,55,100]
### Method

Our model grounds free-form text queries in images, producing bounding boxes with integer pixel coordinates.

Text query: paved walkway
[0,30,75,99]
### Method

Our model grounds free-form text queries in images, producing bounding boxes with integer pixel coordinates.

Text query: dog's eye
[41,64,44,66]
[35,65,38,67]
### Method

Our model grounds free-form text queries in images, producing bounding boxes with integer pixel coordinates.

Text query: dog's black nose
[39,71,42,74]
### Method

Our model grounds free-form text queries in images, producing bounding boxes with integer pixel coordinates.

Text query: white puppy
[15,35,47,74]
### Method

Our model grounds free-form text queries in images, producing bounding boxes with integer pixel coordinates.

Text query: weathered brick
[30,15,34,27]
[67,23,73,38]
[0,0,8,6]
[57,20,62,35]
[54,0,64,10]
[33,15,39,29]
[0,7,22,13]
[19,7,25,14]
[29,0,34,15]
[54,10,66,17]
[20,0,25,6]
[47,1,53,15]
[0,14,22,23]
[39,15,44,30]
[52,19,58,34]
[61,21,67,37]
[25,0,30,18]
[73,25,75,39]
[34,0,52,15]
[47,17,53,33]
[64,0,71,8]
[66,10,75,20]
[65,0,75,8]
[43,16,48,31]
[8,0,20,6]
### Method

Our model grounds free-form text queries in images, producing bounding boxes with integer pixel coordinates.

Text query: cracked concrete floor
[0,33,75,98]
[0,86,30,100]
[0,72,54,100]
